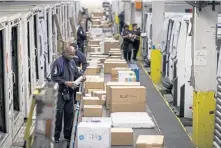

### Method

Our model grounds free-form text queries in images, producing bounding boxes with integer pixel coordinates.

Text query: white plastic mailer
[111,112,155,128]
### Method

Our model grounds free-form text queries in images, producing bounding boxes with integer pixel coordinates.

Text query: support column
[192,6,218,148]
[150,1,164,84]
[123,0,132,29]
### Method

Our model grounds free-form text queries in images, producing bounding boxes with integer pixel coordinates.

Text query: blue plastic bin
[129,64,140,82]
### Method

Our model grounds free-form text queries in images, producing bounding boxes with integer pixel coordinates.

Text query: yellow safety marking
[139,62,193,141]
[24,89,40,148]
[129,24,133,31]
[137,37,142,59]
[150,49,162,84]
[192,91,215,148]
[114,14,119,24]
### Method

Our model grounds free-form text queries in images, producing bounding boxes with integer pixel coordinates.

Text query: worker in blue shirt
[77,20,87,53]
[51,46,85,143]
[70,42,87,72]
[70,41,88,100]
[122,24,134,63]
[132,23,141,61]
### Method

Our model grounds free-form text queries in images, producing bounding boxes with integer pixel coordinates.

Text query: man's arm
[51,61,65,84]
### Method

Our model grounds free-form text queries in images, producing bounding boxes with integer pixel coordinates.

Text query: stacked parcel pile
[76,11,165,148]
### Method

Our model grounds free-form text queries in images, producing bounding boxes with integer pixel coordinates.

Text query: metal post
[192,6,218,148]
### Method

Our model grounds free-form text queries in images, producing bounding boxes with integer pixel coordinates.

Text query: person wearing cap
[132,23,141,61]
[121,24,134,63]
[51,46,85,143]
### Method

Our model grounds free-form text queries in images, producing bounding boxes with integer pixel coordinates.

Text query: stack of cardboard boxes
[77,12,164,148]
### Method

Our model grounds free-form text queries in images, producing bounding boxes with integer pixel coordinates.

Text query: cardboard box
[85,66,100,75]
[111,68,131,81]
[83,97,104,105]
[77,122,111,148]
[76,92,82,101]
[109,48,121,52]
[92,90,106,100]
[88,89,104,95]
[85,77,104,93]
[111,128,133,146]
[104,41,120,53]
[136,135,164,148]
[107,56,122,59]
[110,86,146,113]
[118,71,136,82]
[105,82,140,109]
[84,105,103,117]
[104,61,128,74]
[85,94,92,97]
[88,40,101,46]
[90,47,101,52]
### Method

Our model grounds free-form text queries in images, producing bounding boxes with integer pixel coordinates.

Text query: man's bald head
[63,46,76,60]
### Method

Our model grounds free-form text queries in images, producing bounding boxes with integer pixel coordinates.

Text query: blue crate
[129,64,140,82]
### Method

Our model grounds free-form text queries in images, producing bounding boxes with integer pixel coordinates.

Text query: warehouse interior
[0,0,220,148]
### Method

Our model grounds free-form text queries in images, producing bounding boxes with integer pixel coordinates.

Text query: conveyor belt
[137,62,195,148]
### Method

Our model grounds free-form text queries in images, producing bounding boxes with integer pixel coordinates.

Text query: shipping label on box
[105,82,140,110]
[78,122,111,148]
[82,117,112,125]
[110,86,146,113]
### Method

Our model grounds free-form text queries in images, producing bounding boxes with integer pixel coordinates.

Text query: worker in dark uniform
[132,23,141,61]
[51,46,85,143]
[70,41,87,101]
[77,20,87,53]
[122,24,134,63]
[118,11,125,34]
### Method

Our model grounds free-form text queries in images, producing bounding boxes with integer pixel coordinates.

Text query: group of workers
[122,23,141,62]
[49,8,141,145]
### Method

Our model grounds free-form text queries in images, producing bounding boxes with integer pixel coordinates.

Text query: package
[84,105,102,117]
[108,51,122,56]
[105,82,140,109]
[118,71,136,82]
[107,56,122,59]
[85,66,100,75]
[83,97,103,105]
[136,135,164,148]
[110,112,155,128]
[109,48,121,52]
[82,117,112,125]
[129,64,140,82]
[104,61,128,74]
[90,47,101,52]
[88,89,104,95]
[111,67,131,81]
[88,45,100,52]
[104,40,120,53]
[88,40,101,46]
[85,77,104,93]
[110,86,146,113]
[92,90,106,99]
[111,128,133,146]
[76,92,82,101]
[77,122,111,148]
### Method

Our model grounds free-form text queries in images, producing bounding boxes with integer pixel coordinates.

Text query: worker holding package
[122,24,134,63]
[51,46,86,143]
[132,23,141,61]
[77,19,87,53]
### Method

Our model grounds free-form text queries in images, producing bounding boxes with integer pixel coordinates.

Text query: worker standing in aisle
[70,41,87,101]
[51,46,85,143]
[122,24,134,63]
[77,19,87,53]
[132,23,141,61]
